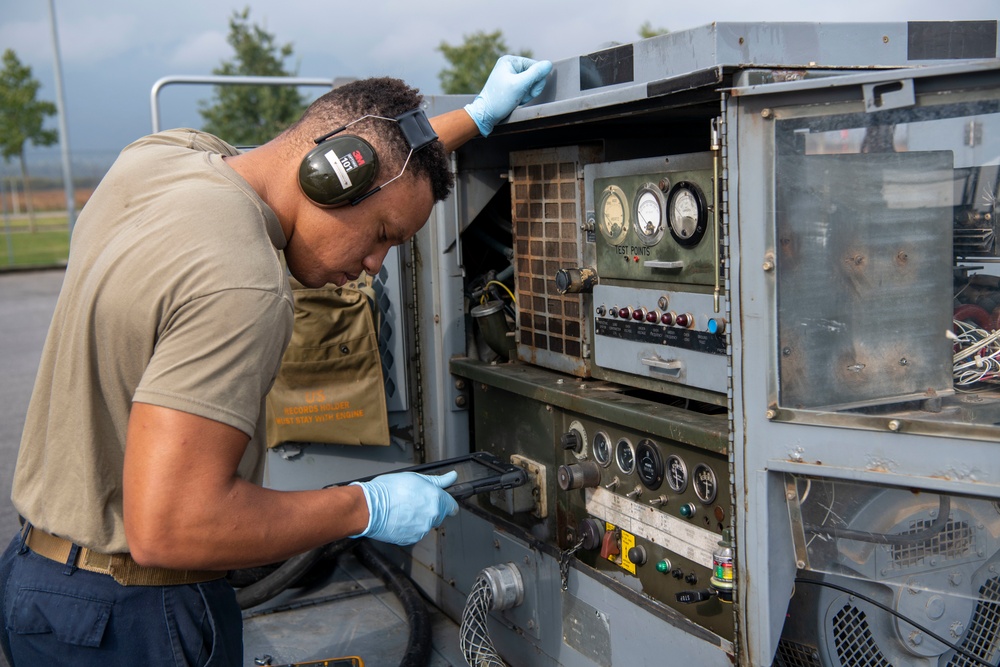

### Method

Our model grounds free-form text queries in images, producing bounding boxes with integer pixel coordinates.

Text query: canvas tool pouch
[266,278,390,447]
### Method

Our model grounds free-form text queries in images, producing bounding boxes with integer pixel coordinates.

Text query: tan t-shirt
[12,129,294,553]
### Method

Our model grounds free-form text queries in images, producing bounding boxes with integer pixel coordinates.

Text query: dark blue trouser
[0,531,243,666]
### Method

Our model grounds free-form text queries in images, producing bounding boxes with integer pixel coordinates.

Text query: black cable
[794,577,998,667]
[355,540,432,667]
[805,495,951,545]
[232,538,432,667]
[235,540,355,610]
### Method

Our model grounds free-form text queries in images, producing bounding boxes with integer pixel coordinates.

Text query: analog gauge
[615,438,636,475]
[667,182,708,248]
[665,454,688,493]
[636,439,665,490]
[692,463,718,505]
[633,185,665,245]
[599,185,628,244]
[593,431,612,467]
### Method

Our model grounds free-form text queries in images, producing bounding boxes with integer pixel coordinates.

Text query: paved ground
[0,269,62,667]
[0,269,63,542]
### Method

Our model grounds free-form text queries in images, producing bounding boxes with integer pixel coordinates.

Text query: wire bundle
[460,573,507,667]
[951,319,1000,386]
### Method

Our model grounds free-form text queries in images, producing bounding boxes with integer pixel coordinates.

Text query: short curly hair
[288,77,453,202]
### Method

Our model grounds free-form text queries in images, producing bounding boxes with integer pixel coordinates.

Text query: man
[1,55,552,666]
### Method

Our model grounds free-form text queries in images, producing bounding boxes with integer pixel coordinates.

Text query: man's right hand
[351,470,460,545]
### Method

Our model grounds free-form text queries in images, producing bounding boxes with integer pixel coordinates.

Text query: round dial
[593,431,612,467]
[633,186,665,245]
[665,454,688,493]
[636,439,665,490]
[615,438,636,475]
[667,182,708,247]
[692,463,718,505]
[599,185,628,244]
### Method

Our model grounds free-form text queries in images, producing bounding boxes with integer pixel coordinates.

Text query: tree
[438,30,533,95]
[0,49,58,231]
[639,22,669,39]
[199,8,307,147]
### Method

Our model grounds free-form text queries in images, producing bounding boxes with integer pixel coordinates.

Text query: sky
[1,0,998,178]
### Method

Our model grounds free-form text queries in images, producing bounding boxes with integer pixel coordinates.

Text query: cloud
[0,19,53,64]
[56,14,139,65]
[166,31,230,70]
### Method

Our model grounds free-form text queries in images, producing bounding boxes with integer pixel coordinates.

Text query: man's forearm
[430,108,481,153]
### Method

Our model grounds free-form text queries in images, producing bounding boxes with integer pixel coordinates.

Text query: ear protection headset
[298,108,438,208]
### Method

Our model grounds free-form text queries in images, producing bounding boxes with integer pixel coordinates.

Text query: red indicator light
[633,255,640,263]
[646,311,658,323]
[661,312,674,326]
[618,307,630,319]
[676,313,692,328]
[632,309,645,321]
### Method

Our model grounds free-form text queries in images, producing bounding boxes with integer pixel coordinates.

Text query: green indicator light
[656,559,671,573]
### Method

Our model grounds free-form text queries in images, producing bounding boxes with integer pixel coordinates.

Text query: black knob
[578,518,605,551]
[676,589,714,604]
[627,546,647,566]
[558,461,602,491]
[685,573,699,585]
[671,568,684,579]
[561,431,582,453]
[554,266,598,294]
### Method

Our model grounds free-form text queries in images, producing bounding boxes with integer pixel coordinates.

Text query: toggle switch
[600,528,621,559]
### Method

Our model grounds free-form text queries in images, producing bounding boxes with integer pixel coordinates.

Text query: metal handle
[644,260,685,270]
[641,356,683,376]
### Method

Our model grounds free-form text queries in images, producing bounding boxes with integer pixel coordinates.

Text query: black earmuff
[298,108,438,208]
[298,134,379,208]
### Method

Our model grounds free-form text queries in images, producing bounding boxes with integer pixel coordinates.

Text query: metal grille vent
[891,519,973,569]
[832,605,891,667]
[510,146,601,377]
[947,576,1000,667]
[773,639,822,667]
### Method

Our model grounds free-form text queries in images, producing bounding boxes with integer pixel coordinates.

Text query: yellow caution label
[620,530,636,575]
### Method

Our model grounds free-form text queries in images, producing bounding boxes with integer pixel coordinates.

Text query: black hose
[235,542,340,610]
[232,539,433,667]
[355,540,432,667]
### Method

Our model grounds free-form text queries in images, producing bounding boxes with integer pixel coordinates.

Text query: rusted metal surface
[510,146,603,378]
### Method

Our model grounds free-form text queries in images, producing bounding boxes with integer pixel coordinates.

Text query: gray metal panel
[728,84,795,667]
[731,57,1000,99]
[593,284,729,393]
[730,57,1000,667]
[506,22,998,127]
[427,508,735,667]
[415,190,472,463]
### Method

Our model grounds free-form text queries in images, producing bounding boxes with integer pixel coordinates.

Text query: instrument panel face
[569,414,734,641]
[593,284,729,393]
[589,153,716,286]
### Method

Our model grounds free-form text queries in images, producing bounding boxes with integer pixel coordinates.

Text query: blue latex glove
[464,55,554,136]
[351,470,459,545]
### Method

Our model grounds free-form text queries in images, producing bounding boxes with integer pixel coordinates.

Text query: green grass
[2,213,67,232]
[0,216,71,268]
